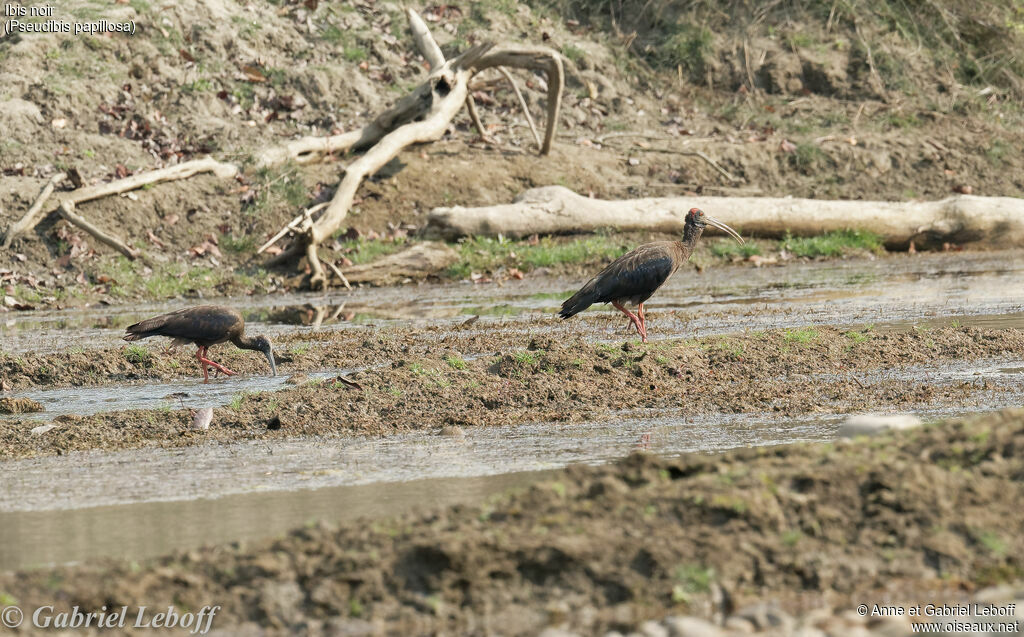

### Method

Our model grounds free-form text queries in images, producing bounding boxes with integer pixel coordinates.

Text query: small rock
[638,620,668,637]
[30,424,58,435]
[191,407,214,430]
[730,603,794,632]
[664,616,723,637]
[439,425,465,438]
[0,397,44,414]
[285,373,309,385]
[838,413,922,438]
[722,616,755,633]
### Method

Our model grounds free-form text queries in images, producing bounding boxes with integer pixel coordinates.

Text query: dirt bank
[2,0,1023,309]
[2,408,1022,635]
[2,325,1020,458]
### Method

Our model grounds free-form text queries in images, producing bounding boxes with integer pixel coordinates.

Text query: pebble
[30,423,58,435]
[638,620,669,637]
[663,616,724,637]
[838,413,922,438]
[722,616,755,633]
[731,603,795,632]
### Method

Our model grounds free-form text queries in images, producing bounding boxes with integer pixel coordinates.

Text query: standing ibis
[559,208,743,343]
[123,305,277,382]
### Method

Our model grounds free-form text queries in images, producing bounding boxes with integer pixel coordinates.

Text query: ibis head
[686,208,744,244]
[249,334,277,376]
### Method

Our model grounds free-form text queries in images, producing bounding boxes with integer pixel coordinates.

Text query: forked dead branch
[266,9,565,289]
[2,9,563,291]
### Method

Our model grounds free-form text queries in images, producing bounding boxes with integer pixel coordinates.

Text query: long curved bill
[705,214,744,244]
[265,349,277,376]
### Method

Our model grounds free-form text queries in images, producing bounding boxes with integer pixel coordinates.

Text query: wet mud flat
[2,251,1024,635]
[3,248,1024,385]
[1,325,1022,459]
[2,409,1023,636]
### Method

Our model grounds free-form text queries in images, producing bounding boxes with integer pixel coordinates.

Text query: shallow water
[4,369,345,421]
[3,251,1024,354]
[0,469,557,571]
[1,409,837,570]
[3,250,1024,572]
[0,394,1009,571]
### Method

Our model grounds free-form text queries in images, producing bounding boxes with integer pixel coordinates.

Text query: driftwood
[58,201,151,264]
[257,202,327,254]
[1,157,238,249]
[2,172,65,249]
[426,185,1024,248]
[2,12,563,290]
[341,241,458,285]
[495,66,542,150]
[269,9,565,289]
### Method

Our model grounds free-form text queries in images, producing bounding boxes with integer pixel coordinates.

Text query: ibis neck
[231,333,260,352]
[680,223,704,252]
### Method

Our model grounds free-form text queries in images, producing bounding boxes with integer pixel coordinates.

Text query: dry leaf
[242,65,267,83]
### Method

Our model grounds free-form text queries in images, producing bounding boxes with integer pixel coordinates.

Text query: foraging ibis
[559,208,743,342]
[123,305,276,382]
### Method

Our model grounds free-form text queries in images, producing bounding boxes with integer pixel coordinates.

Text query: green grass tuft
[447,235,626,279]
[782,230,883,258]
[783,328,819,344]
[444,355,467,370]
[333,237,407,265]
[710,240,762,259]
[124,344,151,365]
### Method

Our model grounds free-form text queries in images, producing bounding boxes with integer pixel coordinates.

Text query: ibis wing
[560,244,678,318]
[124,306,241,344]
[590,249,676,305]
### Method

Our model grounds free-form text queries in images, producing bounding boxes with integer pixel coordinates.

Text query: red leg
[198,355,235,377]
[195,346,210,383]
[612,301,646,343]
[637,303,648,341]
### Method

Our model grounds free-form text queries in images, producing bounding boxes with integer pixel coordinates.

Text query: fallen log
[340,241,458,285]
[426,185,1024,248]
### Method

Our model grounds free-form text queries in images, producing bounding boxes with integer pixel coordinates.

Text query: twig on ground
[57,200,151,265]
[2,172,65,248]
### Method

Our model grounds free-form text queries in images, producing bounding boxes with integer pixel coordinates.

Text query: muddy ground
[1,324,1020,459]
[3,2,1024,634]
[2,408,1023,635]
